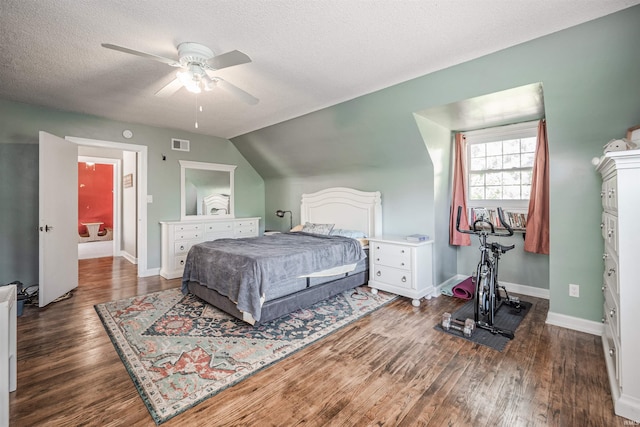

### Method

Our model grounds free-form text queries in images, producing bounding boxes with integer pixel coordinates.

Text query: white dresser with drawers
[367,236,435,306]
[597,149,640,421]
[160,217,260,279]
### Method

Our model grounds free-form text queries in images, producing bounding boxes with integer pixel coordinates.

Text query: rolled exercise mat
[452,276,475,300]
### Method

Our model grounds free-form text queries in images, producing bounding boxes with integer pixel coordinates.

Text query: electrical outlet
[569,283,580,298]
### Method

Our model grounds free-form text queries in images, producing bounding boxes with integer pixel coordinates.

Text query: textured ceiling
[1,1,638,139]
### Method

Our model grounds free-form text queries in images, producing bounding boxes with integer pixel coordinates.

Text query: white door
[39,131,78,306]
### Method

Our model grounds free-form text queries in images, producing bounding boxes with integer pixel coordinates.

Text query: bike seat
[491,242,515,253]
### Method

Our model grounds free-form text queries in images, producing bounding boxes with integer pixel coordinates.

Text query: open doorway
[77,156,120,260]
[66,136,149,277]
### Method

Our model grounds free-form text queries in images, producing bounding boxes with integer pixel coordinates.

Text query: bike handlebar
[455,206,514,237]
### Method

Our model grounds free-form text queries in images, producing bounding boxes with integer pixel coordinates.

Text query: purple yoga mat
[452,277,475,300]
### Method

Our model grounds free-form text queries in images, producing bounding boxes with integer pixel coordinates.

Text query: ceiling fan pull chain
[194,95,199,129]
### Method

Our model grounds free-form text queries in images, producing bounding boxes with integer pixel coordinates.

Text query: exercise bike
[455,206,521,339]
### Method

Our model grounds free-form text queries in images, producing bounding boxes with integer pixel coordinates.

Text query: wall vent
[171,138,190,152]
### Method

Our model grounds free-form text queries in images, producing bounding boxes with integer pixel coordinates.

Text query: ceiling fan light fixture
[202,76,216,92]
[176,69,201,94]
[101,42,258,103]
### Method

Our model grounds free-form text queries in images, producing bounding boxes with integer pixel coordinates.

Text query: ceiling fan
[101,42,259,105]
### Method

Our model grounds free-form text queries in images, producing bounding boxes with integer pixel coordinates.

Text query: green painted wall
[233,7,640,321]
[413,115,458,286]
[0,143,39,286]
[0,99,264,286]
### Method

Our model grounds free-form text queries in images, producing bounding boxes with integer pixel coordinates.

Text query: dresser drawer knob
[602,253,608,260]
[401,276,407,282]
[179,260,185,266]
[601,191,605,198]
[376,258,380,262]
[401,249,405,254]
[608,229,613,237]
[609,308,616,318]
[179,245,185,251]
[376,271,381,277]
[602,317,606,324]
[607,268,616,277]
[376,246,380,250]
[609,348,615,357]
[600,222,604,229]
[602,284,606,293]
[401,262,405,266]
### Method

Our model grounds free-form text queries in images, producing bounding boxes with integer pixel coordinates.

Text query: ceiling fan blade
[155,77,184,97]
[101,43,180,67]
[213,77,259,105]
[207,50,251,71]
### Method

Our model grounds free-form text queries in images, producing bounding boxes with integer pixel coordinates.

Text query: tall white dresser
[597,149,640,421]
[160,217,260,279]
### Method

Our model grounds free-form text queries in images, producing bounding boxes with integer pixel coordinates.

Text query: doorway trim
[66,136,150,277]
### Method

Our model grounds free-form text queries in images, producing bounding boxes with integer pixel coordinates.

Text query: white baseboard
[501,280,550,300]
[546,311,603,336]
[140,267,160,277]
[436,275,550,301]
[119,251,137,265]
[435,274,467,296]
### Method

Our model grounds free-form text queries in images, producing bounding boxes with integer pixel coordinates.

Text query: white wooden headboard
[300,187,382,237]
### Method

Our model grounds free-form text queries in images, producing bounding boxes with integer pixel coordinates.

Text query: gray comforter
[181,232,366,321]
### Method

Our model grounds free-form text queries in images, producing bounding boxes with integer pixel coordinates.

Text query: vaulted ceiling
[1,1,638,139]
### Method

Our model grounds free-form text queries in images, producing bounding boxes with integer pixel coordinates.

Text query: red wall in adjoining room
[78,162,113,234]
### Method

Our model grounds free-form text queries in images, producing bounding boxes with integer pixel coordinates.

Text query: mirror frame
[179,160,237,221]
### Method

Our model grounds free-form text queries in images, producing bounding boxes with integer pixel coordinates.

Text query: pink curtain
[524,120,550,254]
[450,133,471,246]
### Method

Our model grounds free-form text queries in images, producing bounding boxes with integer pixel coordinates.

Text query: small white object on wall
[122,129,133,139]
[171,138,190,152]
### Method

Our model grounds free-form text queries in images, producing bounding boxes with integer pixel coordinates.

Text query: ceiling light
[203,76,215,92]
[176,68,202,94]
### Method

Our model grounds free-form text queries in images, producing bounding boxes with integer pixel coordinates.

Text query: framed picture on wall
[123,173,133,188]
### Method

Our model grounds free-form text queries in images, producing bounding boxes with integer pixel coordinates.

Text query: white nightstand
[368,236,435,306]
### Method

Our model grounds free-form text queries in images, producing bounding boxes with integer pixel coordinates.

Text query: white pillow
[329,228,368,239]
[301,222,335,235]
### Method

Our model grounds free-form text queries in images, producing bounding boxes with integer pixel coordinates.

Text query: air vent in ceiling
[171,138,190,152]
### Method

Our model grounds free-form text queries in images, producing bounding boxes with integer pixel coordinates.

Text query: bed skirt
[187,270,369,326]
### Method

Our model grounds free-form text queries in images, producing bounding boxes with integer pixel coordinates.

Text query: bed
[182,187,382,326]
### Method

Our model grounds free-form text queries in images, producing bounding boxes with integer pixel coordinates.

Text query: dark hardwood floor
[9,257,625,426]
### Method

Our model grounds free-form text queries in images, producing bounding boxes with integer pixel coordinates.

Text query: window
[465,121,538,208]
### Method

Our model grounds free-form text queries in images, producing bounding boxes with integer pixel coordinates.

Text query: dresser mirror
[180,160,237,220]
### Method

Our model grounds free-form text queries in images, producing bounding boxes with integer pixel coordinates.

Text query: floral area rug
[95,286,396,424]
